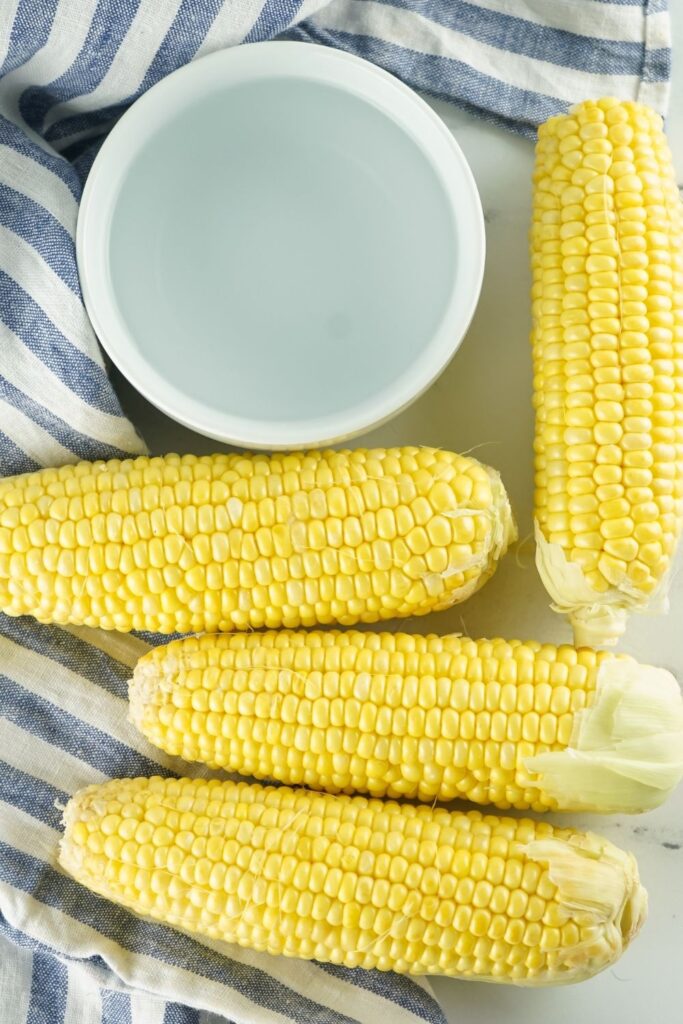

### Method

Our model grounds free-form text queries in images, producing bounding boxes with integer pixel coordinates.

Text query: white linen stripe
[0,0,98,127]
[464,0,669,44]
[647,6,672,48]
[200,1013,233,1024]
[0,0,21,70]
[313,0,649,104]
[0,395,77,466]
[194,0,265,56]
[64,964,103,1024]
[0,322,147,455]
[198,931,434,1024]
[130,991,167,1024]
[58,624,150,669]
[0,801,61,864]
[0,717,107,794]
[0,225,102,361]
[43,0,185,132]
[640,3,672,108]
[294,0,332,22]
[321,968,440,1024]
[0,933,33,1024]
[0,144,78,232]
[0,880,304,1024]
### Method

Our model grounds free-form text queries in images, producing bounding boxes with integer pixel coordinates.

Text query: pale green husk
[524,835,647,982]
[534,521,670,647]
[525,658,683,813]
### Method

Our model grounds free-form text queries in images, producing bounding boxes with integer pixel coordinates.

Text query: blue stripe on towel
[35,107,125,146]
[27,955,68,1024]
[0,187,80,292]
[0,274,122,415]
[137,0,225,94]
[294,25,563,127]
[374,0,668,78]
[20,1,141,133]
[1,616,135,697]
[163,1008,201,1024]
[318,962,442,1023]
[0,761,67,829]
[0,675,166,778]
[43,0,226,147]
[101,990,133,1024]
[0,117,81,199]
[0,376,133,462]
[595,0,665,6]
[245,0,306,43]
[0,431,40,475]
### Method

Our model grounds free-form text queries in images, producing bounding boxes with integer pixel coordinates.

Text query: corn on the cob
[531,98,683,645]
[0,448,514,634]
[131,630,683,814]
[60,777,646,985]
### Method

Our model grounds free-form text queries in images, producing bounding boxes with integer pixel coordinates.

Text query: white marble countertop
[115,11,683,1023]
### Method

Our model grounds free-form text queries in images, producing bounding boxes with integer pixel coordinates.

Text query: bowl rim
[77,40,485,450]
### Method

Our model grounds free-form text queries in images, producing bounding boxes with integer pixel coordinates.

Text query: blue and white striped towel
[0,2,672,1023]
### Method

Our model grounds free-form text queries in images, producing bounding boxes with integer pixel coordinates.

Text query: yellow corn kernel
[532,99,683,645]
[130,630,683,815]
[60,777,647,985]
[0,450,515,634]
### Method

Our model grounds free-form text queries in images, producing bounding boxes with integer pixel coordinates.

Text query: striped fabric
[0,614,446,1024]
[0,2,672,1023]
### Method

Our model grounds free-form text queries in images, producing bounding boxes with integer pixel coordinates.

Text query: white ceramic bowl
[78,42,485,449]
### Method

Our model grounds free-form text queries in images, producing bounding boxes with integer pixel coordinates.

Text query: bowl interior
[81,46,484,447]
[109,78,457,429]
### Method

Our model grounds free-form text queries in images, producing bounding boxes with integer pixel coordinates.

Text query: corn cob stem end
[534,522,672,647]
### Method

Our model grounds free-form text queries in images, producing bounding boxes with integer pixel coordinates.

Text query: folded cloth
[0,2,672,1023]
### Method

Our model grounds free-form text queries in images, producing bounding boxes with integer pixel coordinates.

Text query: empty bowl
[77,42,485,449]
